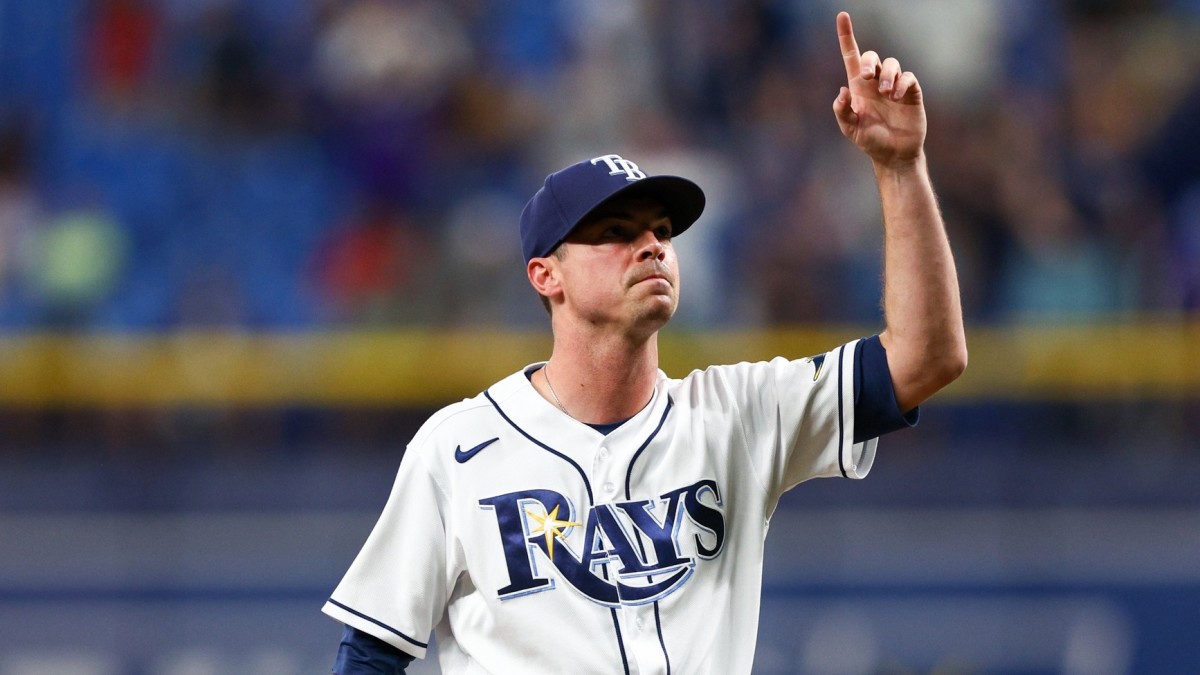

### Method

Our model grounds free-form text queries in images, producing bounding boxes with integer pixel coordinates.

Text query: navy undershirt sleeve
[333,625,414,675]
[852,334,919,443]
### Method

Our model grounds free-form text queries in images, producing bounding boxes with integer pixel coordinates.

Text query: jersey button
[635,617,646,631]
[603,481,616,494]
[598,447,609,461]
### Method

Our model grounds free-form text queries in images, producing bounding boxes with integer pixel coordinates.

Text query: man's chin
[637,296,678,326]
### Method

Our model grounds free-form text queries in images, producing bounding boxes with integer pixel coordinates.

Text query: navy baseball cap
[519,154,706,263]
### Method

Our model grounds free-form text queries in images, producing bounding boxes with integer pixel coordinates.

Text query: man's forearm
[874,153,967,412]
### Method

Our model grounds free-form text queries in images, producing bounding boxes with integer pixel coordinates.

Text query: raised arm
[831,11,967,412]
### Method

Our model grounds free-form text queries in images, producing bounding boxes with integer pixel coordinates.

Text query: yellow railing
[1,320,1197,406]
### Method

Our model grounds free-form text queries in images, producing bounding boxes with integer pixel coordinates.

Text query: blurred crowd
[1,0,1199,331]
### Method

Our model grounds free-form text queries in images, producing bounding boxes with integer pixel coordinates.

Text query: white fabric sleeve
[723,340,877,505]
[321,449,449,659]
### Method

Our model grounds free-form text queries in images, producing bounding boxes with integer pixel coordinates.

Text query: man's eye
[656,225,673,239]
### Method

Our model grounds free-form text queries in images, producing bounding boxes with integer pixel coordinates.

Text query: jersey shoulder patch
[804,353,827,381]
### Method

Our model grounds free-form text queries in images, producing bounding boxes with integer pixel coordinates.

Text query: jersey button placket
[623,607,666,673]
[595,446,617,500]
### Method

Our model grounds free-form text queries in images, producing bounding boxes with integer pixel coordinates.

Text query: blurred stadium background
[1,0,1199,673]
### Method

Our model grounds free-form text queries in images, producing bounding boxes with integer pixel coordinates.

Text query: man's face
[549,195,681,335]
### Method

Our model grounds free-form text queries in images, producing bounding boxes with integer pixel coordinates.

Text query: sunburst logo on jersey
[525,505,582,560]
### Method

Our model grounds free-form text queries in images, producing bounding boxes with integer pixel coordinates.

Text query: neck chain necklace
[542,362,573,419]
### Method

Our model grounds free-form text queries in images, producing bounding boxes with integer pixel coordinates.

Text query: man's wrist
[871,151,927,181]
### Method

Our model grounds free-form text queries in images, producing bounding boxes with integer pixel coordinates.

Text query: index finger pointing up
[837,12,860,80]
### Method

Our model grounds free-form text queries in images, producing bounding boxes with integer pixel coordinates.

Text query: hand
[832,12,927,168]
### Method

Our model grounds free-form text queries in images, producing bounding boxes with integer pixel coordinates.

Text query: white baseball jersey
[323,338,877,674]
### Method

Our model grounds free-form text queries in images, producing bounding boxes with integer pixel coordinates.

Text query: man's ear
[527,257,560,299]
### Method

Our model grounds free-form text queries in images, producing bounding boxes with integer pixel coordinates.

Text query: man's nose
[636,231,666,261]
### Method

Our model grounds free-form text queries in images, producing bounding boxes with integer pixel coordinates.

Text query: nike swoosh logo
[454,437,499,464]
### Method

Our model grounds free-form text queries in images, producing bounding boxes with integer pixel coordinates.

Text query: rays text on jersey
[478,479,725,607]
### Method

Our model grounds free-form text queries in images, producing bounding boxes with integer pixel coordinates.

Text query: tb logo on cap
[591,154,646,182]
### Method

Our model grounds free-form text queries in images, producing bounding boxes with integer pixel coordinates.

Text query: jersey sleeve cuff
[322,599,428,660]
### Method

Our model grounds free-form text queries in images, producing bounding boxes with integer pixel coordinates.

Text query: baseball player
[324,12,966,674]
